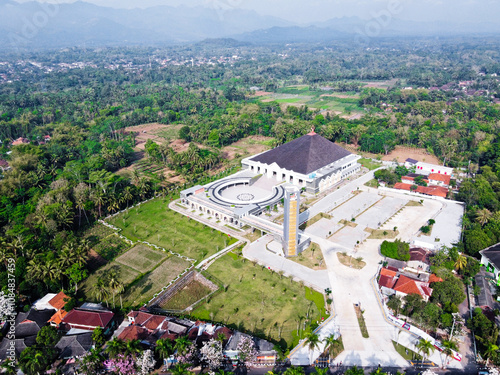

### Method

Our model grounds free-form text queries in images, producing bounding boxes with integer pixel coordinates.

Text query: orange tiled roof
[48,310,68,326]
[429,274,443,283]
[394,182,411,191]
[393,275,422,296]
[380,267,397,278]
[48,291,70,310]
[428,173,451,184]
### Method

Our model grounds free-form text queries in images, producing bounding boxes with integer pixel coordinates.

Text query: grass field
[358,158,382,171]
[122,255,191,307]
[108,198,236,262]
[161,279,213,310]
[191,252,326,348]
[80,261,141,301]
[115,244,168,273]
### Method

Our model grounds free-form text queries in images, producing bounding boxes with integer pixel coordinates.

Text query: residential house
[0,308,55,359]
[404,159,453,176]
[33,291,70,328]
[393,182,449,198]
[11,137,29,146]
[55,332,93,359]
[377,266,442,302]
[479,242,500,285]
[475,270,495,309]
[224,331,276,365]
[428,173,451,187]
[407,248,430,273]
[61,307,114,333]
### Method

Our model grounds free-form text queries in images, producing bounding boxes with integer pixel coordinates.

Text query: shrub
[380,239,410,261]
[420,225,431,234]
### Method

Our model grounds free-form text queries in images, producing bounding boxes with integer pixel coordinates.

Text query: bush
[420,225,431,233]
[380,239,410,261]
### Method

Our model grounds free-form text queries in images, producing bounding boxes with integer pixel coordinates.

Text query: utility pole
[449,313,458,340]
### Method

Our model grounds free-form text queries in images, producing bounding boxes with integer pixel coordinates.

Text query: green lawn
[80,261,141,301]
[115,244,168,273]
[108,198,236,262]
[290,243,326,270]
[191,252,326,348]
[161,279,213,310]
[358,158,382,171]
[121,255,191,307]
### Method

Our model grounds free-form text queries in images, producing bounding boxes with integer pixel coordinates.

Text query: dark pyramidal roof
[482,242,500,269]
[250,131,351,175]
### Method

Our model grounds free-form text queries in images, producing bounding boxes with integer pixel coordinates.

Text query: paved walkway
[243,235,331,291]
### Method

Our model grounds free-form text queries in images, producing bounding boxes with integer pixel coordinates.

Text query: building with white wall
[242,130,360,194]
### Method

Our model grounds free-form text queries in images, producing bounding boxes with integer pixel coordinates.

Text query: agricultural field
[255,86,364,115]
[115,244,168,273]
[80,261,141,301]
[121,255,191,307]
[191,251,326,348]
[108,198,236,262]
[161,279,213,310]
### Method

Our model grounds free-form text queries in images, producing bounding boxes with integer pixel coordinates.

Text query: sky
[14,0,500,24]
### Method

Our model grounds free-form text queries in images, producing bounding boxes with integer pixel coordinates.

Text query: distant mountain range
[1,0,499,50]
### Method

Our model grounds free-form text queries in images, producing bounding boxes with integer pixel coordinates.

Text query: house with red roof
[393,183,449,198]
[61,308,114,332]
[428,173,451,187]
[407,248,430,272]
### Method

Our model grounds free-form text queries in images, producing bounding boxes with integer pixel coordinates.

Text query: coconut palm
[324,334,341,360]
[115,280,125,310]
[283,366,305,375]
[416,339,435,366]
[105,337,126,358]
[174,336,192,356]
[314,368,328,375]
[26,259,44,282]
[441,339,458,368]
[91,276,110,305]
[122,186,134,208]
[484,342,499,365]
[454,253,467,271]
[476,208,492,226]
[124,339,141,357]
[344,366,364,375]
[42,259,62,285]
[156,338,175,362]
[304,332,322,365]
[106,270,120,308]
[170,363,193,375]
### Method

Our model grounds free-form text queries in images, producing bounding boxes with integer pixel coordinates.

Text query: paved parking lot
[328,192,382,222]
[355,196,407,228]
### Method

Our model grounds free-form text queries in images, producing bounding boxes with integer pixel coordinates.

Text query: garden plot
[115,243,168,273]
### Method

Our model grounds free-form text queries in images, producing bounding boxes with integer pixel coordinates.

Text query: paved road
[243,235,331,291]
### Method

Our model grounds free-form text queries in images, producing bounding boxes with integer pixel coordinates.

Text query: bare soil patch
[251,91,272,97]
[381,146,440,164]
[221,135,273,161]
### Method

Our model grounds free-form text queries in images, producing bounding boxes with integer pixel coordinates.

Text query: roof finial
[308,126,316,135]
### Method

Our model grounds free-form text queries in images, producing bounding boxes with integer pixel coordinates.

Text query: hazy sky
[15,0,500,24]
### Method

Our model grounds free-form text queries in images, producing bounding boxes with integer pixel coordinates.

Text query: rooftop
[55,333,93,359]
[250,132,351,175]
[480,242,500,270]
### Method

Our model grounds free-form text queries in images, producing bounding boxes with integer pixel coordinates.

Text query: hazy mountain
[0,0,291,49]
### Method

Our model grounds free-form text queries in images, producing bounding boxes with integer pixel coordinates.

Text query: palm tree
[106,270,120,308]
[27,259,44,282]
[122,186,134,208]
[416,339,434,366]
[304,332,322,365]
[476,208,492,226]
[174,336,192,356]
[170,363,193,375]
[484,342,499,365]
[19,348,45,375]
[441,339,458,368]
[156,338,175,362]
[344,366,364,375]
[283,366,305,375]
[324,334,341,361]
[105,337,126,358]
[108,194,120,213]
[314,368,328,375]
[42,259,62,286]
[91,276,110,305]
[115,280,125,310]
[454,253,467,271]
[92,190,106,217]
[124,339,141,357]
